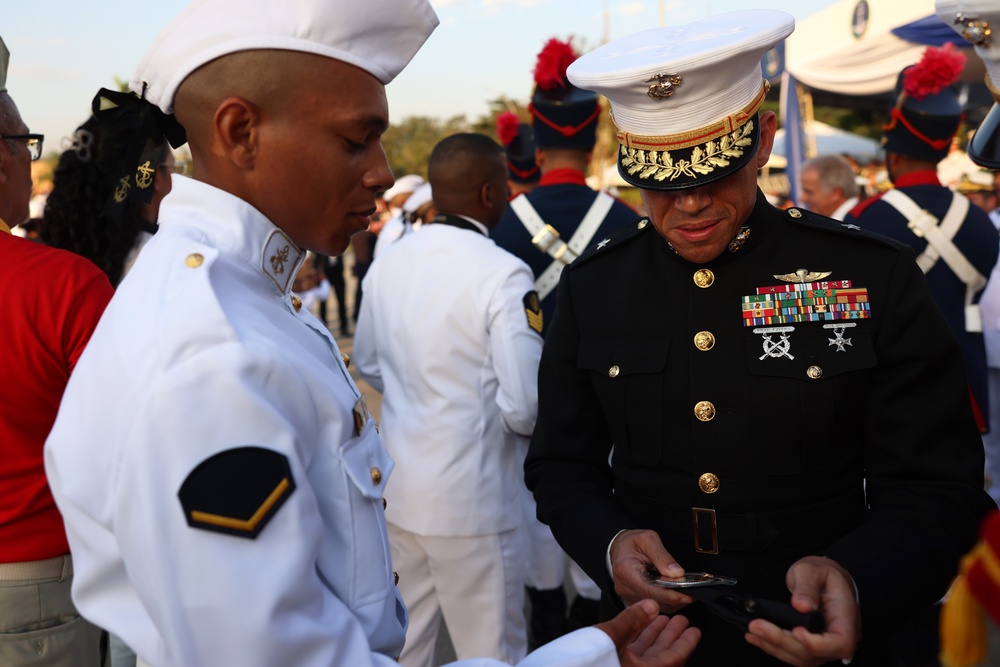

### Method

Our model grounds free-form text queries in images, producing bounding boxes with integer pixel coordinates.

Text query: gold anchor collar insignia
[773,268,832,283]
[261,228,303,294]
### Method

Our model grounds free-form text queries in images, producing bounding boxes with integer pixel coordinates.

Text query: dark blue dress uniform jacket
[846,180,999,427]
[492,176,637,336]
[525,191,996,666]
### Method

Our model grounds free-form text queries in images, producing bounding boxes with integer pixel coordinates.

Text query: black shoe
[526,586,568,649]
[567,596,601,632]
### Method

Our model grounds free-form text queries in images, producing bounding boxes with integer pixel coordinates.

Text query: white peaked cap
[937,0,1000,86]
[131,0,439,115]
[565,10,794,190]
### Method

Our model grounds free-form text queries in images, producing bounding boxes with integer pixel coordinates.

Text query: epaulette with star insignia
[569,216,654,270]
[782,207,906,252]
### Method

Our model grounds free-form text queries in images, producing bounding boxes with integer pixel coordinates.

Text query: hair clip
[62,128,94,163]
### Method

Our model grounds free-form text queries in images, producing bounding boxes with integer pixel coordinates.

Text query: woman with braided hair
[40,114,174,287]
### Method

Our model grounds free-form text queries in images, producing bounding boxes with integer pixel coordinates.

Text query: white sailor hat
[402,182,433,216]
[937,0,1000,169]
[384,174,426,203]
[567,9,794,190]
[131,0,439,115]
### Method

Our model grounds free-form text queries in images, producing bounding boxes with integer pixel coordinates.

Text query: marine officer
[525,9,995,667]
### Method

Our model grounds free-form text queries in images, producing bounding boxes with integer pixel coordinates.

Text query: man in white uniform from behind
[43,1,699,666]
[356,133,539,666]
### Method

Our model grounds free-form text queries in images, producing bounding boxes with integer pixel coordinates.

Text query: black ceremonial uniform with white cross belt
[525,191,995,666]
[492,170,637,336]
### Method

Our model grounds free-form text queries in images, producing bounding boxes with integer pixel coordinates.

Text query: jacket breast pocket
[312,419,394,609]
[745,326,875,474]
[578,336,669,465]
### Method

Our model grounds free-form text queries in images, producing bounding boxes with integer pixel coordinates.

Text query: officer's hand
[744,555,860,666]
[595,599,700,667]
[610,529,694,613]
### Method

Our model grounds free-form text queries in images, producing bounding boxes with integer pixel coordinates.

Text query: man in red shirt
[0,34,114,666]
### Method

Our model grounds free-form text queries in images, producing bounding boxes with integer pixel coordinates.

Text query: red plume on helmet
[882,41,966,162]
[903,42,966,102]
[533,38,578,92]
[496,111,521,147]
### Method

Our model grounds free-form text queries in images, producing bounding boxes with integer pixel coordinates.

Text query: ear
[480,180,497,210]
[211,96,260,170]
[534,147,545,169]
[755,111,778,169]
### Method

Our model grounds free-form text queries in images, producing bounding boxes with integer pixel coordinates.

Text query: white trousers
[389,524,527,667]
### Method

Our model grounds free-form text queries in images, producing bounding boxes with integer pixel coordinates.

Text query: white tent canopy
[773,120,883,162]
[786,0,984,96]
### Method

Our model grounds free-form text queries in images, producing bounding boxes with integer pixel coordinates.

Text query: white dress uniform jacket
[354,219,541,537]
[43,177,622,667]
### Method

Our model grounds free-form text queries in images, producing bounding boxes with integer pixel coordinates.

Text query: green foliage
[382,97,530,178]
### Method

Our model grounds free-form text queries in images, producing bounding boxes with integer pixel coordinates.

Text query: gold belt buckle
[531,224,561,253]
[692,507,719,555]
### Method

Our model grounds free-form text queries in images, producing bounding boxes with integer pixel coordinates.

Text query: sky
[1,0,840,154]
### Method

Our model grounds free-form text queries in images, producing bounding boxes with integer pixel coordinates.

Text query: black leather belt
[616,485,865,555]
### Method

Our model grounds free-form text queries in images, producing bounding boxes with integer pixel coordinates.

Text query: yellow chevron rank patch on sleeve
[524,291,543,335]
[178,446,296,539]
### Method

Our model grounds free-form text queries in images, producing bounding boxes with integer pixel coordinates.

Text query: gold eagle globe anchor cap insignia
[646,73,683,99]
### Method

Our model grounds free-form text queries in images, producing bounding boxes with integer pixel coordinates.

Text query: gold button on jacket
[694,331,716,351]
[370,467,382,485]
[693,269,715,288]
[694,401,716,422]
[609,365,621,378]
[698,473,721,494]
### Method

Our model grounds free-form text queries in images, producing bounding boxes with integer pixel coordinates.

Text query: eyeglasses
[1,134,44,161]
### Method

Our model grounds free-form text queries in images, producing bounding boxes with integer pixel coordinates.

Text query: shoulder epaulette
[569,216,653,270]
[783,207,904,251]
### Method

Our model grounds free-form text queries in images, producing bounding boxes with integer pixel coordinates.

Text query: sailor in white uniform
[43,1,699,667]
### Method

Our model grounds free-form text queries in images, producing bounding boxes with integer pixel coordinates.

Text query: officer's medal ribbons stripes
[741,279,871,327]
